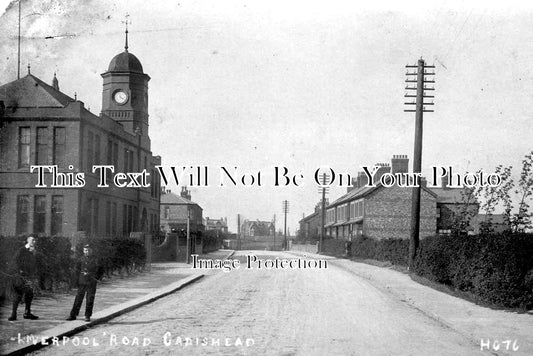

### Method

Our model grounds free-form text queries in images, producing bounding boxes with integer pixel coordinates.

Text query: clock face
[113,90,128,105]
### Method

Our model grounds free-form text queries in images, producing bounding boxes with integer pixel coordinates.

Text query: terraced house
[0,40,161,241]
[322,155,438,240]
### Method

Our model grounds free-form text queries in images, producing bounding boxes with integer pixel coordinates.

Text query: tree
[451,185,479,236]
[478,165,513,234]
[511,151,533,232]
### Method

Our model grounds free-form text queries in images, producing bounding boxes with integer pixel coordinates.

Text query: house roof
[328,182,438,209]
[429,187,476,204]
[0,74,75,108]
[330,185,377,206]
[160,192,200,207]
[248,220,273,228]
[205,218,228,228]
[299,211,319,224]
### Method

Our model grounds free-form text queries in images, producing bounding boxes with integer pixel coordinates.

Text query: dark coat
[74,255,104,286]
[13,247,37,278]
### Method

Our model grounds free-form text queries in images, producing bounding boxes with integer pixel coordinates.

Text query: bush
[201,230,224,253]
[415,233,533,309]
[35,235,74,291]
[1,235,148,302]
[76,237,146,276]
[350,236,409,266]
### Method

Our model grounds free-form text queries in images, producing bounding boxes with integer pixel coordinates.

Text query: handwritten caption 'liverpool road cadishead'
[12,332,255,349]
[30,165,503,189]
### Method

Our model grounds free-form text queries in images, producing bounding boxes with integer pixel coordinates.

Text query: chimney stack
[180,186,191,200]
[391,154,409,174]
[357,172,368,188]
[441,173,449,190]
[374,163,391,183]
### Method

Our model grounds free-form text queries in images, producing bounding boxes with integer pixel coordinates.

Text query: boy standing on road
[66,244,103,322]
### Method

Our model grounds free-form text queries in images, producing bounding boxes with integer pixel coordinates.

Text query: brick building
[160,187,204,234]
[0,40,161,240]
[320,155,438,240]
[310,155,486,241]
[204,217,228,234]
[430,184,479,234]
[298,199,328,241]
[240,219,275,237]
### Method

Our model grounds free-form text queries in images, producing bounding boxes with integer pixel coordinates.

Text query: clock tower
[101,29,150,137]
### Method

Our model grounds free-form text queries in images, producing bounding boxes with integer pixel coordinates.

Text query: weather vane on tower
[122,13,131,52]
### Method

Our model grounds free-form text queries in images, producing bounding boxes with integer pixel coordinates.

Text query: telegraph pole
[404,58,435,269]
[318,173,330,254]
[282,200,289,249]
[237,213,241,250]
[186,207,191,264]
[17,0,21,79]
[273,214,276,249]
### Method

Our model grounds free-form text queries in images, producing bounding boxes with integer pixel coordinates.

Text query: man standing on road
[8,235,39,321]
[66,244,103,322]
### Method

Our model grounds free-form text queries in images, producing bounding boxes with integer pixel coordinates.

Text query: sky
[1,0,532,233]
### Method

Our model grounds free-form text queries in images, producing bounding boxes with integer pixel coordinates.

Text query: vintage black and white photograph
[0,0,532,355]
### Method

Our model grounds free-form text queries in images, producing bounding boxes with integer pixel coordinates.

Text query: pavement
[0,249,234,356]
[288,249,533,355]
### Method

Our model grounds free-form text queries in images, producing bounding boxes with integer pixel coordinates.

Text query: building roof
[0,74,75,108]
[205,218,228,228]
[429,187,476,204]
[108,51,144,73]
[299,211,319,224]
[330,185,378,206]
[248,220,274,227]
[160,192,200,207]
[328,182,438,209]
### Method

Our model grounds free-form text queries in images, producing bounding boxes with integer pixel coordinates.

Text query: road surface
[31,251,484,355]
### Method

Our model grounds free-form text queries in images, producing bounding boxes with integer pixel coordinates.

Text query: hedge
[414,233,533,309]
[344,233,533,309]
[0,235,147,301]
[201,230,224,253]
[350,236,409,266]
[320,239,347,256]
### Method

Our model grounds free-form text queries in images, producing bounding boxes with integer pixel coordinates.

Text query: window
[107,139,113,165]
[94,134,101,165]
[164,206,170,219]
[124,148,134,172]
[127,205,133,234]
[87,131,94,172]
[34,195,46,234]
[105,201,111,235]
[86,198,99,236]
[18,127,30,168]
[123,204,128,236]
[36,127,48,165]
[53,127,66,167]
[112,203,117,236]
[105,201,118,236]
[123,205,135,236]
[16,195,29,235]
[51,195,63,236]
[113,142,118,167]
[92,198,99,235]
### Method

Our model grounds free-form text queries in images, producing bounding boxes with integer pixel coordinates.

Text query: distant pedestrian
[8,235,39,321]
[66,244,103,322]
